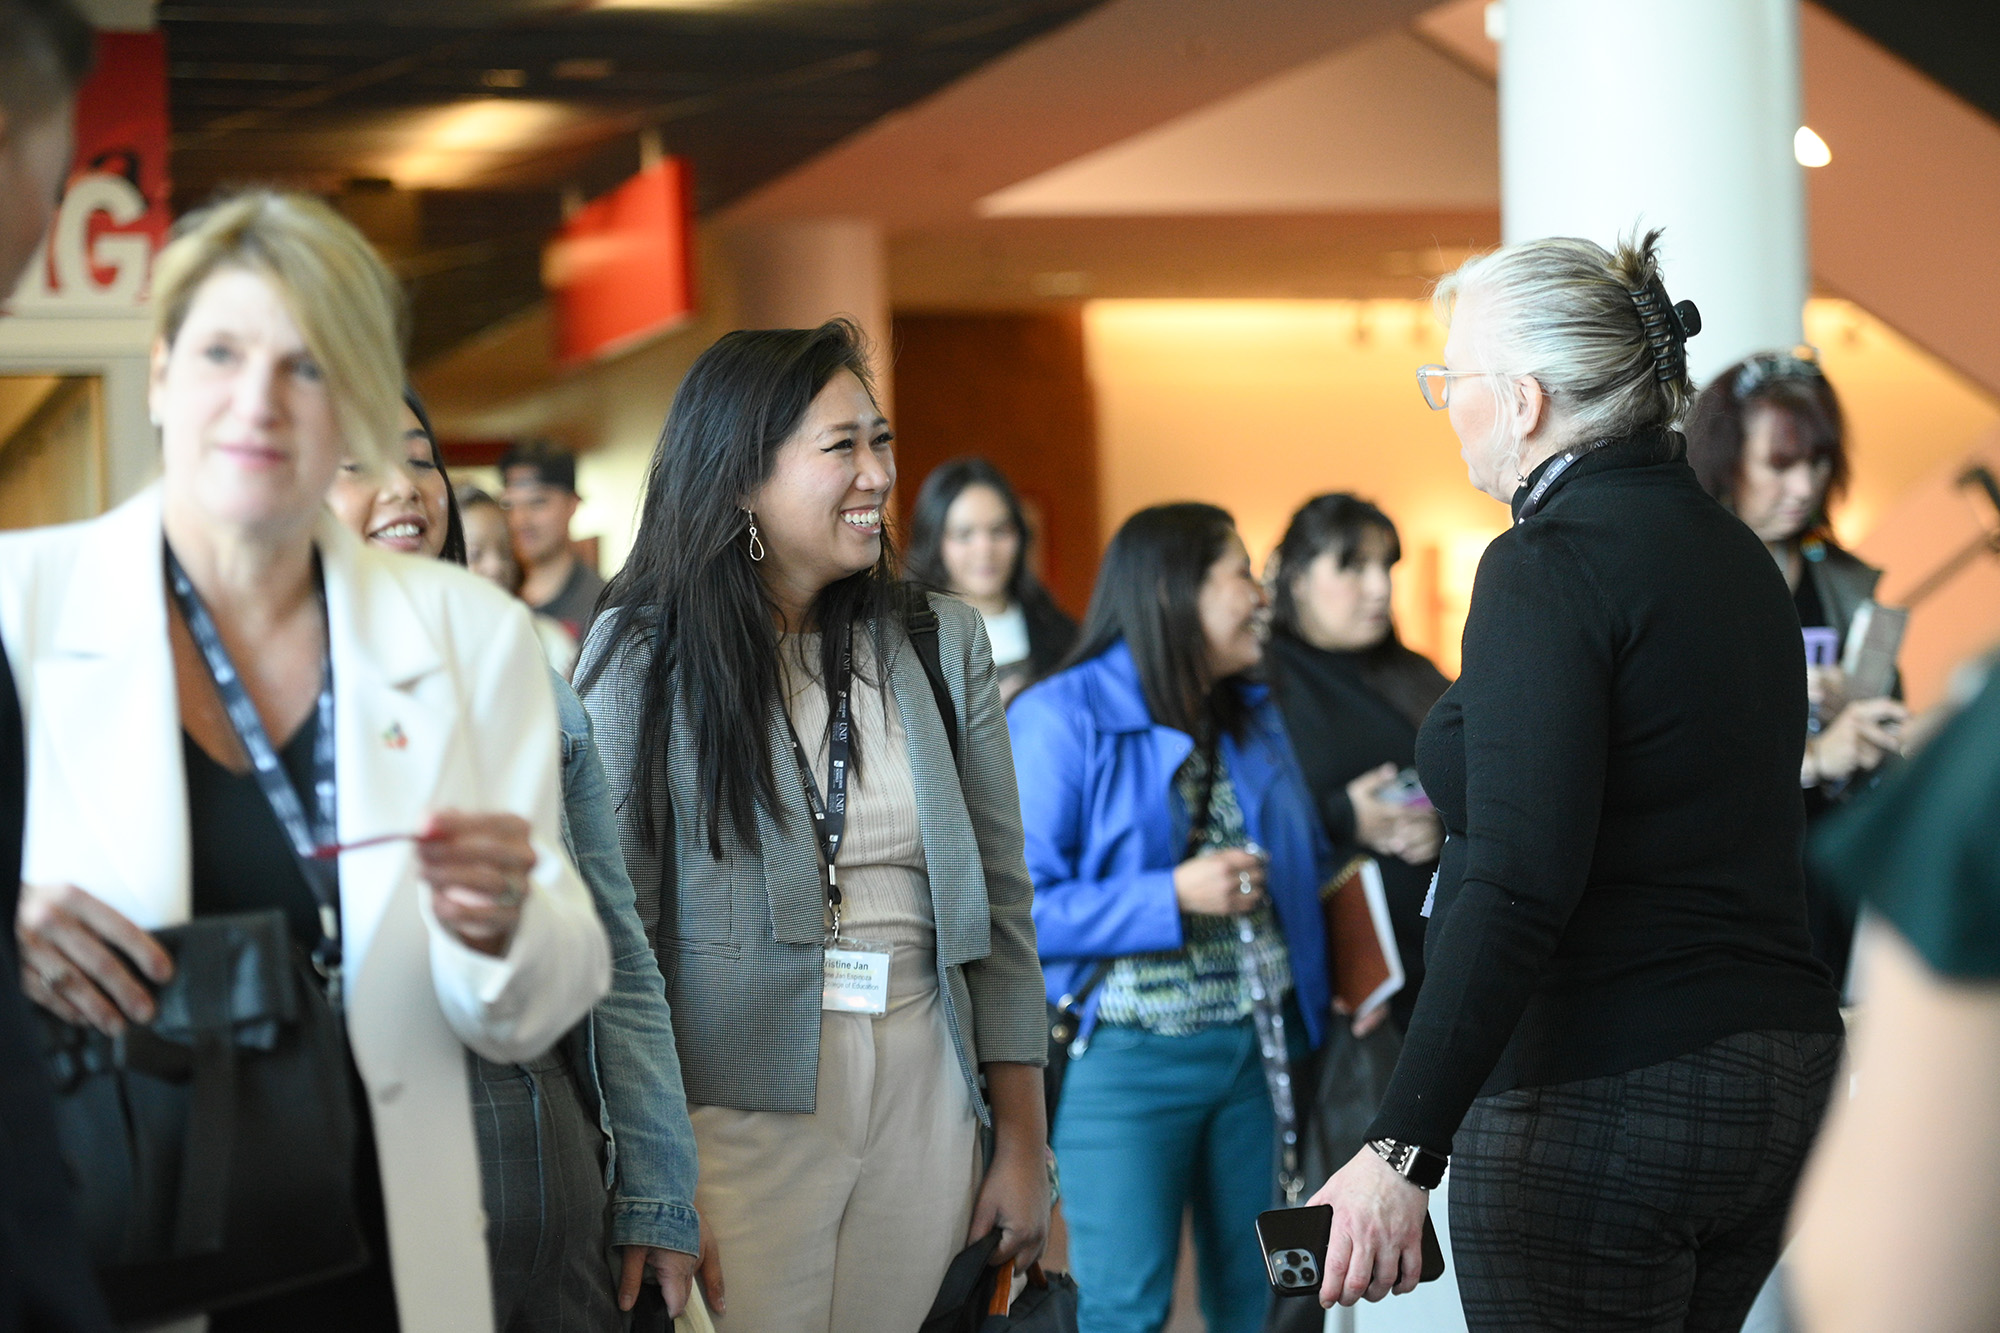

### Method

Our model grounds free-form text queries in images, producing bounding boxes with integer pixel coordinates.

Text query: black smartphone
[1254,1204,1446,1299]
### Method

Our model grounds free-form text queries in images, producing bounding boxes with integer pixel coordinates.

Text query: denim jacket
[553,674,701,1256]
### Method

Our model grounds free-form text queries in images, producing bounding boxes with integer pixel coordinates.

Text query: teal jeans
[1054,1017,1274,1333]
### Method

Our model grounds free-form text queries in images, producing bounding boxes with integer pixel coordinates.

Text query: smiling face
[746,369,894,614]
[326,402,449,558]
[1735,404,1834,544]
[939,483,1020,605]
[1292,526,1395,652]
[1197,529,1267,680]
[151,266,344,539]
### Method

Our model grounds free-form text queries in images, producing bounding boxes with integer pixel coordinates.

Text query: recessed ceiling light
[1794,125,1831,168]
[380,100,583,189]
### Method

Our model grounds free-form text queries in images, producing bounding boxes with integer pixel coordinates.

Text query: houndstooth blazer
[577,590,1046,1122]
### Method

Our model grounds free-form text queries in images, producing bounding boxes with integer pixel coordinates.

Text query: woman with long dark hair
[329,393,711,1325]
[1685,355,1906,989]
[1009,503,1332,1333]
[576,320,1049,1332]
[904,457,1076,701]
[1265,494,1447,1032]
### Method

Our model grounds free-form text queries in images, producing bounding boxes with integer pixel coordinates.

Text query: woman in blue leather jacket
[1008,502,1332,1333]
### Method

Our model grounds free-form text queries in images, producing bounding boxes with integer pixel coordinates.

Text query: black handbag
[924,1231,1080,1333]
[40,909,365,1324]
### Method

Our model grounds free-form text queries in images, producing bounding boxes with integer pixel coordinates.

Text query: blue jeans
[1055,1018,1273,1333]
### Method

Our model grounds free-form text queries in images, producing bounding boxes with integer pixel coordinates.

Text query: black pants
[1450,1029,1841,1333]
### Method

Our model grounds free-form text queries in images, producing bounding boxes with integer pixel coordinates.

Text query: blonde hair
[151,190,405,470]
[1434,227,1695,445]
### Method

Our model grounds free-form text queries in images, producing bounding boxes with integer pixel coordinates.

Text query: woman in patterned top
[1009,503,1334,1333]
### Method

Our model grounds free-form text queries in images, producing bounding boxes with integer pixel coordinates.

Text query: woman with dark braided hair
[1309,231,1842,1330]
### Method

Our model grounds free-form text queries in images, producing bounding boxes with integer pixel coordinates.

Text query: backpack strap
[901,586,961,766]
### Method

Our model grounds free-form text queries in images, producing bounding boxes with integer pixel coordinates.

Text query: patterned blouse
[1094,744,1294,1035]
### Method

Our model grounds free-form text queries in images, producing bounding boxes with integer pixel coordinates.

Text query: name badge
[822,938,892,1015]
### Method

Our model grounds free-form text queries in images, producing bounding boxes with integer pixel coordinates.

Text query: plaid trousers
[1450,1028,1841,1333]
[470,1044,621,1332]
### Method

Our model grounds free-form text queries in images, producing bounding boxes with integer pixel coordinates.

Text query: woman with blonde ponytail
[1307,230,1842,1331]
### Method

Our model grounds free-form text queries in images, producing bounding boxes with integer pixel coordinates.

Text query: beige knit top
[778,633,936,958]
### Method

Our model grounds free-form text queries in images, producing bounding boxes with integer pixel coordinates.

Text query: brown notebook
[1319,855,1405,1022]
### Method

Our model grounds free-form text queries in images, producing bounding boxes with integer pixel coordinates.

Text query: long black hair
[403,386,467,566]
[1269,493,1399,638]
[1060,501,1249,741]
[1265,492,1447,727]
[905,456,1061,612]
[581,319,896,857]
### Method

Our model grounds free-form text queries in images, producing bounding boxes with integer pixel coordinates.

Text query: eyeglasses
[1415,365,1491,411]
[1733,347,1823,399]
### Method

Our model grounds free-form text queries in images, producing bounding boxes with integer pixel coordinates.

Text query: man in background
[500,442,605,641]
[0,1,113,1326]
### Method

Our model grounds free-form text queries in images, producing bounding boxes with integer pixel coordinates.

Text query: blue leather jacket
[553,675,700,1256]
[1006,641,1333,1047]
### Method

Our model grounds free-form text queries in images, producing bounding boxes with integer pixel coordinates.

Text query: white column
[725,218,892,404]
[1499,0,1806,384]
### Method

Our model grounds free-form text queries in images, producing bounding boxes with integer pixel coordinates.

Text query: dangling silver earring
[744,509,765,562]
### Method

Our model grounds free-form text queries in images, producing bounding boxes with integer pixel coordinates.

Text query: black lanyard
[165,542,343,1001]
[1517,436,1614,521]
[783,646,853,939]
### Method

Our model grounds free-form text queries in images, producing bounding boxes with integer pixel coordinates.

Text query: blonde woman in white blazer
[1,192,610,1332]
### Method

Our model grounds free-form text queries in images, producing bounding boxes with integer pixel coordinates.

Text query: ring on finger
[1236,871,1254,897]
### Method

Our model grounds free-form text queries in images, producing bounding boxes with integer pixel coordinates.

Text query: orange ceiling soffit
[544,157,698,367]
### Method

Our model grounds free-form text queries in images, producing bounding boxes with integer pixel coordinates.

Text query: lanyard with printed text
[784,646,853,940]
[1517,436,1615,521]
[165,541,343,1002]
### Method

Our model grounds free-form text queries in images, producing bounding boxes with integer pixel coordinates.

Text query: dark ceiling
[159,0,1103,365]
[1819,0,2000,125]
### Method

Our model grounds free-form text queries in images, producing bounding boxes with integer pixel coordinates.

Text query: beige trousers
[692,945,982,1333]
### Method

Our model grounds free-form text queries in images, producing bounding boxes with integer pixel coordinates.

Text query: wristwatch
[1367,1137,1449,1190]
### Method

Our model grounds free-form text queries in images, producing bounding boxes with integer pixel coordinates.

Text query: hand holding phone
[1255,1204,1444,1300]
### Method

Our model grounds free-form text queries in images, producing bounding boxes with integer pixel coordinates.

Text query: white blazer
[0,487,612,1332]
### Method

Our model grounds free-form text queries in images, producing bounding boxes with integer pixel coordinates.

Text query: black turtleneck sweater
[1368,429,1842,1155]
[1266,632,1448,1030]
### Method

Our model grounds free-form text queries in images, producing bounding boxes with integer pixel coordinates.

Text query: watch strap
[1368,1136,1448,1190]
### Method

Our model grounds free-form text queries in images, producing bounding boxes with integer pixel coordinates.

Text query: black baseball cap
[498,441,578,494]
